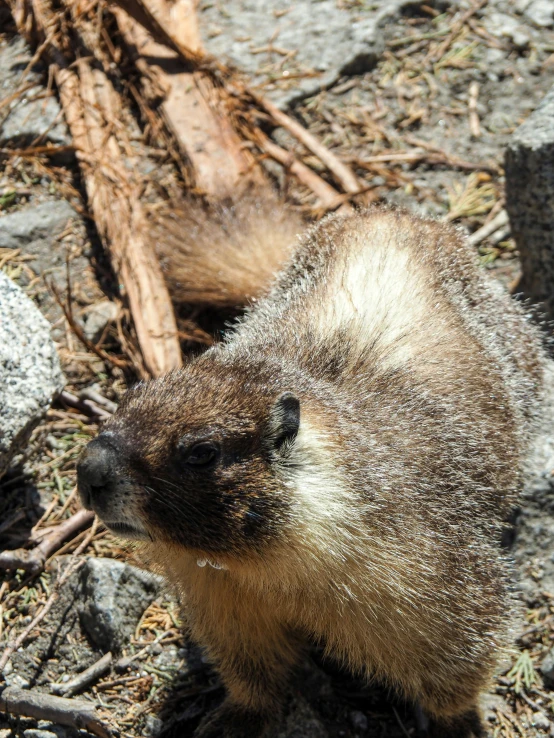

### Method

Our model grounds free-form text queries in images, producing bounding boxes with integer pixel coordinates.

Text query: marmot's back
[239,208,544,458]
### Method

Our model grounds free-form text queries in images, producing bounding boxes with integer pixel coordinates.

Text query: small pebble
[349,710,368,732]
[534,710,551,730]
[143,716,164,738]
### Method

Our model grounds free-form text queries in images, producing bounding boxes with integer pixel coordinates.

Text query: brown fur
[153,197,302,307]
[78,207,547,737]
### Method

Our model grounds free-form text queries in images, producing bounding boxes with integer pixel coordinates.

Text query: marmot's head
[77,355,306,559]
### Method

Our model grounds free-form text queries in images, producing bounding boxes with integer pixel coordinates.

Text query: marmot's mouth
[103,521,151,540]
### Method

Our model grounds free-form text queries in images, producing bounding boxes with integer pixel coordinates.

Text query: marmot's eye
[185,441,220,467]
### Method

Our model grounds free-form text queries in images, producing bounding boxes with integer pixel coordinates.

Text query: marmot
[77,206,546,738]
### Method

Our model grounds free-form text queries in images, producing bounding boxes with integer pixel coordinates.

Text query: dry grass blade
[506,650,537,695]
[429,0,488,63]
[446,172,497,221]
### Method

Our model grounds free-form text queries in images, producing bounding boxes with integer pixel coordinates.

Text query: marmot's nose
[77,435,119,509]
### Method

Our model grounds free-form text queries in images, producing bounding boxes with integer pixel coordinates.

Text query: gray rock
[0,271,64,477]
[480,692,504,722]
[23,731,60,738]
[541,647,554,687]
[0,200,76,250]
[36,724,66,738]
[143,716,164,738]
[484,11,532,45]
[82,301,118,342]
[534,711,551,730]
[198,0,412,108]
[77,558,163,652]
[505,85,554,321]
[0,37,69,147]
[349,710,368,732]
[524,0,554,26]
[1,93,70,148]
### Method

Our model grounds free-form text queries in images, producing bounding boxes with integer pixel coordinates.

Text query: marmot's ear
[268,392,300,452]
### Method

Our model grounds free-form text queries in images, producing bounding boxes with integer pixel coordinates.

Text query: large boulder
[505,85,554,322]
[0,271,64,477]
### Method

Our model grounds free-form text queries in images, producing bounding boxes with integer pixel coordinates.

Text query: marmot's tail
[152,197,303,308]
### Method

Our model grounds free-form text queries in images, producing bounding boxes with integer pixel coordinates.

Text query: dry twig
[256,133,345,210]
[468,209,509,246]
[60,390,112,420]
[468,81,481,138]
[0,509,94,573]
[52,652,113,696]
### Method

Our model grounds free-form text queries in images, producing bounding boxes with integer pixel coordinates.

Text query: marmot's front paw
[427,709,484,738]
[194,702,273,738]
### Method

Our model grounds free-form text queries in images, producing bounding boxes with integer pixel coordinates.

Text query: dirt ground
[2,0,554,736]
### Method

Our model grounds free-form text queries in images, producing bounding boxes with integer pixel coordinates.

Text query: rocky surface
[0,37,70,148]
[505,85,554,322]
[0,271,63,478]
[0,201,76,252]
[198,0,417,108]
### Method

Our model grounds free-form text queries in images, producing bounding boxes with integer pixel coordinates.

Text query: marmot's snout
[77,434,119,508]
[77,434,149,539]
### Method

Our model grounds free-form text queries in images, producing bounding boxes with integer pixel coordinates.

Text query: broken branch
[0,687,112,738]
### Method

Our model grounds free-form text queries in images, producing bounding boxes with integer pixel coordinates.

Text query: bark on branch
[9,0,182,377]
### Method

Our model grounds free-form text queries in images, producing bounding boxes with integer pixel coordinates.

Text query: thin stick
[0,510,94,574]
[256,133,345,210]
[352,150,494,173]
[468,210,508,246]
[60,390,112,420]
[0,509,26,536]
[255,96,362,194]
[468,81,481,138]
[0,687,112,738]
[52,652,113,696]
[78,388,118,415]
